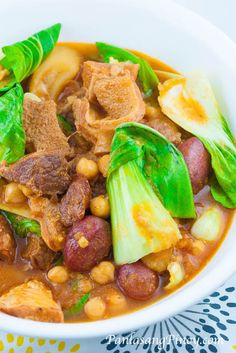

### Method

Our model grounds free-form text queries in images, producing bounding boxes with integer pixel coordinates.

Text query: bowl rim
[0,0,236,339]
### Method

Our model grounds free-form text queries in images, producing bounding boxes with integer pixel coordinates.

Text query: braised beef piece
[23,97,70,155]
[90,175,107,197]
[67,133,92,157]
[29,197,66,252]
[59,175,91,227]
[143,104,181,144]
[21,233,56,270]
[0,215,16,264]
[0,152,71,196]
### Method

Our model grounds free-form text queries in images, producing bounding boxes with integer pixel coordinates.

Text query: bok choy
[158,72,236,208]
[96,42,158,97]
[107,122,195,264]
[107,160,181,264]
[0,84,25,163]
[2,211,41,238]
[108,122,195,218]
[0,23,61,92]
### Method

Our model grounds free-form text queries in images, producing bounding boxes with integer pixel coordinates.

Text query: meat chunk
[75,61,145,153]
[178,137,211,194]
[0,152,71,196]
[60,175,91,227]
[0,215,16,264]
[90,175,107,198]
[143,104,181,144]
[57,80,87,118]
[0,280,63,322]
[29,197,66,251]
[82,61,139,102]
[23,97,70,155]
[21,234,56,270]
[73,98,113,154]
[92,74,145,130]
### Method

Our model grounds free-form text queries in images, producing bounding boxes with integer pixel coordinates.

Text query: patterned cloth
[0,273,236,353]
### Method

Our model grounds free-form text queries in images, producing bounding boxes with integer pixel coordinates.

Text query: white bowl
[0,0,236,339]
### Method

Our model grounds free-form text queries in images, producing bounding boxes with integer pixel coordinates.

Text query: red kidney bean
[64,215,111,272]
[179,137,211,194]
[117,262,158,300]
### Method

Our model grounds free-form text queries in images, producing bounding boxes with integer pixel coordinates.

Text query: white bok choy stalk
[158,72,236,208]
[107,160,181,265]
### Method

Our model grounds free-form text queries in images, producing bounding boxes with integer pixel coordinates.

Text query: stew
[0,24,234,323]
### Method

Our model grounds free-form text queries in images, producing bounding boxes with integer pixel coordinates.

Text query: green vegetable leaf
[57,115,74,136]
[64,293,90,317]
[107,160,182,264]
[0,23,61,92]
[0,84,25,163]
[159,72,236,208]
[210,177,235,208]
[3,211,41,238]
[108,122,195,218]
[96,42,158,96]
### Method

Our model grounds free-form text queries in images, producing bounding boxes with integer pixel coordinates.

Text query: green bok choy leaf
[0,23,61,92]
[108,122,195,218]
[96,42,158,97]
[158,72,236,208]
[2,211,41,238]
[107,122,195,264]
[0,84,25,163]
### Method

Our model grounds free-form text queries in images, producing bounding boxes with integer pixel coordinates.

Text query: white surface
[0,0,236,340]
[175,0,236,41]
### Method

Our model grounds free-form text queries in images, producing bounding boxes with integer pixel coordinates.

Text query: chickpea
[76,158,98,180]
[90,195,110,219]
[5,183,27,203]
[84,297,106,320]
[106,288,127,313]
[47,266,69,284]
[98,154,110,177]
[91,261,115,284]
